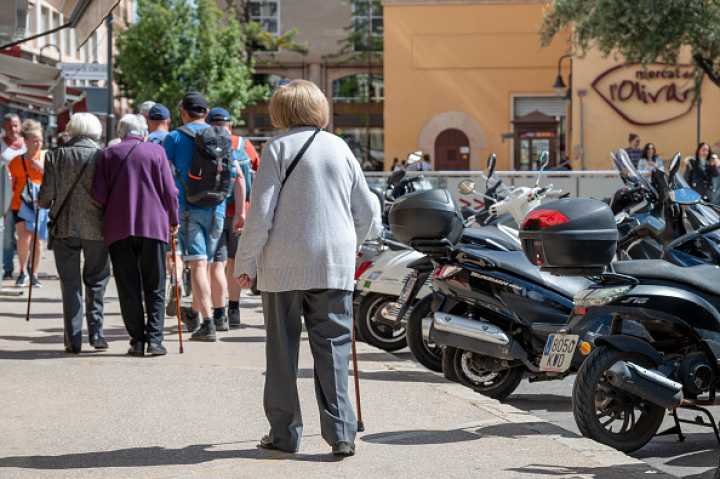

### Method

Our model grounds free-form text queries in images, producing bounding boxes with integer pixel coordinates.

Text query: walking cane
[25,206,40,322]
[352,326,365,432]
[171,234,184,353]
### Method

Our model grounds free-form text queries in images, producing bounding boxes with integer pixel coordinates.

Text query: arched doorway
[435,129,470,171]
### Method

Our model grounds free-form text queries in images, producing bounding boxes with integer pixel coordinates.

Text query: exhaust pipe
[605,361,683,409]
[430,313,539,371]
[422,316,433,342]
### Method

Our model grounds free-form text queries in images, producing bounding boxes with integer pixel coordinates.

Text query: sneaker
[332,442,355,456]
[165,283,181,317]
[180,306,201,333]
[31,276,42,288]
[2,271,12,280]
[190,320,217,342]
[214,314,229,332]
[15,272,29,287]
[228,308,241,328]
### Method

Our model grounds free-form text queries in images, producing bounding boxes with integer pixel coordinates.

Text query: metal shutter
[513,97,567,118]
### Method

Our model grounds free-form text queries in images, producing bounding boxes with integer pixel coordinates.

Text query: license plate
[398,274,417,305]
[539,334,579,372]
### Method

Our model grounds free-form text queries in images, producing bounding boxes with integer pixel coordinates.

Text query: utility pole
[365,0,372,165]
[106,12,114,144]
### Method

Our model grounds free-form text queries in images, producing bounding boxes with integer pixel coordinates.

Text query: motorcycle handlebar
[698,221,720,235]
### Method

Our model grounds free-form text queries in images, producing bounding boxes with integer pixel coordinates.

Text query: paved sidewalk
[0,253,674,478]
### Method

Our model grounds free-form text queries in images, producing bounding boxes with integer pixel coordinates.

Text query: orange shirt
[8,151,43,211]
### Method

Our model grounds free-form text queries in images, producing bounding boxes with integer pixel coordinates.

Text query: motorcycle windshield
[610,148,655,194]
[481,168,511,199]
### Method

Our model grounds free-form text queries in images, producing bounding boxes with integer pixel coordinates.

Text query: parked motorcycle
[520,152,720,452]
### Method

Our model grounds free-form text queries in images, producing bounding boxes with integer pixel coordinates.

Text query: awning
[47,0,121,49]
[0,54,84,114]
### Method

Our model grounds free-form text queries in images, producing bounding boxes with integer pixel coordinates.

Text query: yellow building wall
[571,49,720,170]
[384,1,571,171]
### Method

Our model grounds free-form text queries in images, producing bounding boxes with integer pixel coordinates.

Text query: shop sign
[520,132,556,138]
[591,63,697,126]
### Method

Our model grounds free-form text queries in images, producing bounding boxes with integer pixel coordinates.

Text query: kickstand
[658,405,720,446]
[658,409,686,442]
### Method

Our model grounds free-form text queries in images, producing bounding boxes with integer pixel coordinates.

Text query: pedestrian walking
[7,120,45,287]
[147,103,171,145]
[234,79,375,456]
[38,113,110,355]
[91,114,179,356]
[1,113,26,280]
[206,107,258,330]
[163,92,245,342]
[684,142,719,203]
[625,133,642,169]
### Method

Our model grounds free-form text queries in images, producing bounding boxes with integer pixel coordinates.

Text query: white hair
[138,101,156,116]
[66,112,103,141]
[4,113,20,123]
[117,114,146,139]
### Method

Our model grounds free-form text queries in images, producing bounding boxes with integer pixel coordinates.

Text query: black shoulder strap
[19,153,33,198]
[108,141,142,198]
[51,148,100,220]
[178,126,197,138]
[282,128,320,187]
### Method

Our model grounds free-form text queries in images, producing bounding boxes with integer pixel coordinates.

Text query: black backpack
[177,125,234,207]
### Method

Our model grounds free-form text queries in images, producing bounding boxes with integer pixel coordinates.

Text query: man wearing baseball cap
[147,103,171,145]
[206,107,260,330]
[163,92,246,342]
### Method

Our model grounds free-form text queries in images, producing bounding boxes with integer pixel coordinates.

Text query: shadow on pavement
[361,428,481,446]
[506,463,669,478]
[220,336,267,343]
[0,443,345,470]
[505,393,573,413]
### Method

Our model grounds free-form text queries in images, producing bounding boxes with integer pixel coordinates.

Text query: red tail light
[522,210,570,230]
[355,261,374,280]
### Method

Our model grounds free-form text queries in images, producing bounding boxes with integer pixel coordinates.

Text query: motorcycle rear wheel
[356,293,407,351]
[406,295,443,372]
[445,347,523,401]
[572,345,665,453]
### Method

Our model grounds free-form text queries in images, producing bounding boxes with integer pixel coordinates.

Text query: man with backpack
[207,107,260,329]
[163,92,246,342]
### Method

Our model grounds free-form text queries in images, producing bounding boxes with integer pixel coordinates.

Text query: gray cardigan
[234,127,374,292]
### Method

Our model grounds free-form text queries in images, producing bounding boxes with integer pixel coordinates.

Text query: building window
[39,7,49,47]
[27,5,35,36]
[353,0,383,52]
[333,74,383,103]
[248,1,279,35]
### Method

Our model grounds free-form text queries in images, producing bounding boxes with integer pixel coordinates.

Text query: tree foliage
[539,0,720,87]
[114,0,268,123]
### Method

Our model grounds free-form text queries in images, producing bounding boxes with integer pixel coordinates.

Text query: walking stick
[352,326,365,432]
[25,206,40,322]
[171,234,184,353]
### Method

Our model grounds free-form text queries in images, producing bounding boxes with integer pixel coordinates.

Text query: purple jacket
[91,135,179,246]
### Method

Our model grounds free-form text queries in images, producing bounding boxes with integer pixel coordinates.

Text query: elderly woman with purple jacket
[91,114,179,356]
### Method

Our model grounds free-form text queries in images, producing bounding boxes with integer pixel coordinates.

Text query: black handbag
[19,155,36,211]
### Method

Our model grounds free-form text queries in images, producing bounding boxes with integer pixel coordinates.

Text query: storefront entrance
[513,111,559,170]
[435,128,470,171]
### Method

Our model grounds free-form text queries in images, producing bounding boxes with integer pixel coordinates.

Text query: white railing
[364,170,624,210]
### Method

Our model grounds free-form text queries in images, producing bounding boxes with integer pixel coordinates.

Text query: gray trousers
[53,237,111,349]
[261,289,356,451]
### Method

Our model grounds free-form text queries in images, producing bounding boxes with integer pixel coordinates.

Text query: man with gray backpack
[163,92,246,342]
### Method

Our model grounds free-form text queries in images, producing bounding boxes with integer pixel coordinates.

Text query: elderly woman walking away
[38,113,110,355]
[92,115,179,356]
[234,80,375,457]
[7,120,45,287]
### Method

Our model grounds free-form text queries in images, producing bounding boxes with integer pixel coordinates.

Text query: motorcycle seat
[461,227,520,252]
[463,250,592,298]
[612,260,720,297]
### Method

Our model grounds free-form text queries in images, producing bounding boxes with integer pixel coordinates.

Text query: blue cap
[148,103,170,120]
[207,107,231,123]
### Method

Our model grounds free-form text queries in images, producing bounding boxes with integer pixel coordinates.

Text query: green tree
[114,0,268,123]
[539,0,720,87]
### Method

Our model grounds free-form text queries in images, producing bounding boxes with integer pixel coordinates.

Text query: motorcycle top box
[519,198,618,276]
[388,189,464,252]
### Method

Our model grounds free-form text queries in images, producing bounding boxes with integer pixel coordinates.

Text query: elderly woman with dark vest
[92,114,179,356]
[234,80,375,456]
[38,113,109,354]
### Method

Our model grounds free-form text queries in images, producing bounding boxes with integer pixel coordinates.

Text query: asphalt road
[392,350,720,479]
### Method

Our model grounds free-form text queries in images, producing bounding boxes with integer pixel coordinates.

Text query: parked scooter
[520,153,720,452]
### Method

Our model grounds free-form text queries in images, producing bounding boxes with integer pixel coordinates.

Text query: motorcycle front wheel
[406,295,443,372]
[356,293,407,351]
[444,346,523,401]
[572,345,665,453]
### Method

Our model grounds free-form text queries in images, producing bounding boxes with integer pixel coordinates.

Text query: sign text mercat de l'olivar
[591,63,698,126]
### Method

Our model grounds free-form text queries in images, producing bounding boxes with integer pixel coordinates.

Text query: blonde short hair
[66,112,103,141]
[20,119,42,140]
[269,80,329,130]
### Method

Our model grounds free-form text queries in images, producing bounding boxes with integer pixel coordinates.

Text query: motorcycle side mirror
[536,150,549,187]
[486,153,497,189]
[614,211,629,225]
[458,179,476,195]
[670,188,702,205]
[668,153,682,182]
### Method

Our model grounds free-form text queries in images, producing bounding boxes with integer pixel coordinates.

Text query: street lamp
[553,53,571,96]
